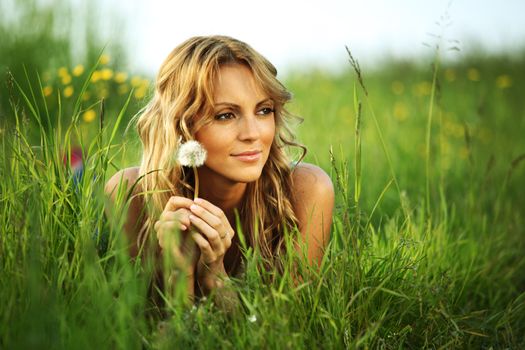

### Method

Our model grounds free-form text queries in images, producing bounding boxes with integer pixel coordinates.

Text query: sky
[105,0,525,75]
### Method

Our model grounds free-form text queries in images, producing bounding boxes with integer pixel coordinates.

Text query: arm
[104,169,196,302]
[104,167,144,258]
[291,163,335,266]
[187,198,241,313]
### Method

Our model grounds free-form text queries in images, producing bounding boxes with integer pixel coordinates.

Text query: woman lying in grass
[105,35,334,308]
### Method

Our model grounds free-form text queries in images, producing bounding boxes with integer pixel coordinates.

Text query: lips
[231,150,262,162]
[232,150,261,156]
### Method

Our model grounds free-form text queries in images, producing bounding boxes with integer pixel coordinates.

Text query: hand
[154,196,196,274]
[188,197,235,291]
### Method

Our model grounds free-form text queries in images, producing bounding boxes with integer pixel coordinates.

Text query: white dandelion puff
[176,140,207,167]
[176,140,207,199]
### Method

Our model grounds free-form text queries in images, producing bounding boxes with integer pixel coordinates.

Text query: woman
[105,35,334,304]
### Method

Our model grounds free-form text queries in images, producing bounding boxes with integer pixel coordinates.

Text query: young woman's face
[195,63,276,185]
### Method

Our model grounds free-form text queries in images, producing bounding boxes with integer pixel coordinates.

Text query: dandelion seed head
[176,140,207,167]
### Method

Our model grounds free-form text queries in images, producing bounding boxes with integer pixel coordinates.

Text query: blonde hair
[135,35,305,261]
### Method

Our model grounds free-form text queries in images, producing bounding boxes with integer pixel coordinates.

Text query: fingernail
[189,214,195,221]
[190,204,198,211]
[194,198,203,204]
[180,225,187,231]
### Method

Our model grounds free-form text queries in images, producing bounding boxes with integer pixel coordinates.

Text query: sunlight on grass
[0,50,525,348]
[1,44,525,349]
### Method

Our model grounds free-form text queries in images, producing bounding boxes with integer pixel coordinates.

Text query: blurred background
[1,0,524,210]
[2,0,525,79]
[128,0,525,75]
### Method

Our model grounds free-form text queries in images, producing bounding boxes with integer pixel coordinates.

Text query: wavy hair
[134,35,306,262]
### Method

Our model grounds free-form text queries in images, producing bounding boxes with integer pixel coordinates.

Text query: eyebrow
[214,98,273,109]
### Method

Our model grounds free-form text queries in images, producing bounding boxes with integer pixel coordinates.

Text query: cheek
[265,131,275,147]
[262,119,276,145]
[195,126,232,156]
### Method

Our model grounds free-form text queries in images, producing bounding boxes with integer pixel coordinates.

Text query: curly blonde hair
[134,35,305,261]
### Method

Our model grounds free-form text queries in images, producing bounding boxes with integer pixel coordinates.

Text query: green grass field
[1,45,524,349]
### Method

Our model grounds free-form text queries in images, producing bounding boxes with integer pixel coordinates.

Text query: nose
[237,115,260,141]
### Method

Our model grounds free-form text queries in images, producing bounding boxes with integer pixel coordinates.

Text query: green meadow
[1,2,524,348]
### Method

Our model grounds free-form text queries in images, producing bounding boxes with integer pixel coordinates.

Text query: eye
[257,107,274,116]
[214,112,235,121]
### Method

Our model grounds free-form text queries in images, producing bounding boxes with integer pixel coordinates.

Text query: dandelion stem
[193,166,199,199]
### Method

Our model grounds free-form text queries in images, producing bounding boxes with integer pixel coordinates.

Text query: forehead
[212,63,268,103]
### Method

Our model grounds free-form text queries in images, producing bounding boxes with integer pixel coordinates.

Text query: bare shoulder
[291,162,334,201]
[290,162,334,264]
[104,166,141,199]
[104,166,144,257]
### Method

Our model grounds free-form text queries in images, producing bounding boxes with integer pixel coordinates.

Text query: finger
[188,214,223,251]
[189,203,222,231]
[164,196,194,212]
[160,208,192,227]
[193,197,224,217]
[191,232,214,258]
[192,198,234,239]
[187,207,234,243]
[156,221,187,234]
[155,223,187,248]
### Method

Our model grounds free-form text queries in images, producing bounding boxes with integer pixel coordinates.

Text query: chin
[228,169,263,183]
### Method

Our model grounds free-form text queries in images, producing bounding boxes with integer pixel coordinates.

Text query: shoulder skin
[104,166,144,257]
[291,162,335,265]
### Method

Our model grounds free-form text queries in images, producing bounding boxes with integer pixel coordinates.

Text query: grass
[1,48,524,349]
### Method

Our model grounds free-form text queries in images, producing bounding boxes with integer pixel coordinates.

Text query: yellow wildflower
[91,71,101,83]
[496,75,512,89]
[73,64,85,76]
[444,120,463,138]
[58,67,68,77]
[100,68,113,80]
[98,87,109,99]
[393,101,408,121]
[134,87,146,99]
[63,86,74,98]
[413,81,432,96]
[131,76,143,87]
[42,71,51,82]
[391,81,404,95]
[61,74,72,85]
[43,86,53,97]
[118,84,130,95]
[440,138,451,156]
[82,109,96,123]
[467,68,480,82]
[114,72,128,84]
[444,68,456,82]
[100,54,110,65]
